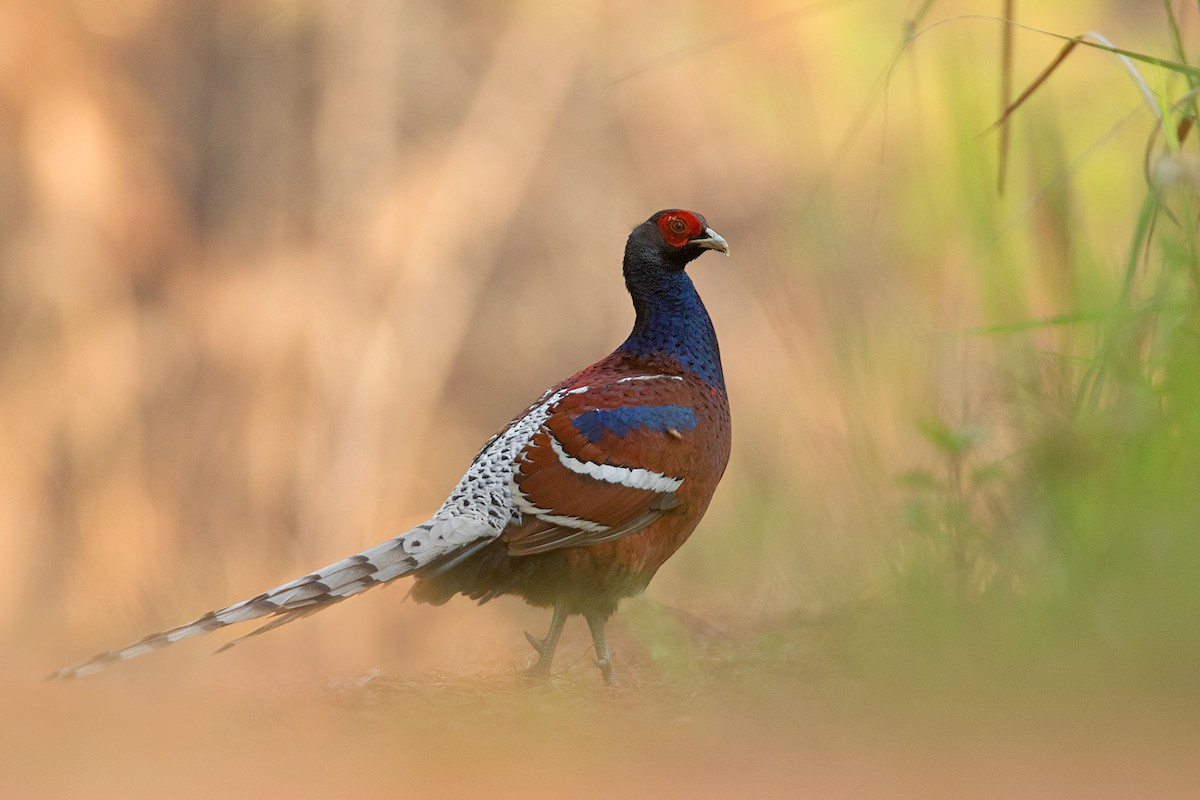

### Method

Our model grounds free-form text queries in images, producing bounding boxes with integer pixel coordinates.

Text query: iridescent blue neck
[618,270,725,390]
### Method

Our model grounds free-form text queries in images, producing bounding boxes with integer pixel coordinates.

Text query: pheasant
[53,209,732,685]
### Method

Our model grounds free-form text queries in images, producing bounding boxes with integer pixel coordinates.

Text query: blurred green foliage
[854,7,1200,710]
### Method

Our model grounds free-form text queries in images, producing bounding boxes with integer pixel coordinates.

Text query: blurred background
[3,0,1200,797]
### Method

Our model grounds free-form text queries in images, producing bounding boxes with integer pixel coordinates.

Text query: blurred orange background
[2,0,1196,798]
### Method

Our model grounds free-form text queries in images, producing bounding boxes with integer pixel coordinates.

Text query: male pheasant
[54,209,732,685]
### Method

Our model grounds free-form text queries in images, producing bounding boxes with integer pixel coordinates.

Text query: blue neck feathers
[618,269,725,390]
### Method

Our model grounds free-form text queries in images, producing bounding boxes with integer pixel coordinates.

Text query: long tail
[50,519,491,680]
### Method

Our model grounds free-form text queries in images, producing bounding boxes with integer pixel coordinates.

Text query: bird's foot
[522,660,553,680]
[584,612,618,687]
[522,630,554,679]
[522,605,567,679]
[524,629,550,658]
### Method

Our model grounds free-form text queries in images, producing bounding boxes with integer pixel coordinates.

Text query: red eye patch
[657,211,705,248]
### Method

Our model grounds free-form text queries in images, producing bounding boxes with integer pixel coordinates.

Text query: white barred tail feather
[50,383,586,679]
[49,518,492,679]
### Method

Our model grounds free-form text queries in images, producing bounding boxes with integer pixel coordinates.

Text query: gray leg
[524,604,568,677]
[585,612,616,686]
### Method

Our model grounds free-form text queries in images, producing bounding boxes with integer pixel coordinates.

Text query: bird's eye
[657,210,703,247]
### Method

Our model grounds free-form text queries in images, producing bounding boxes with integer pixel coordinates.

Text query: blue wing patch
[571,405,698,443]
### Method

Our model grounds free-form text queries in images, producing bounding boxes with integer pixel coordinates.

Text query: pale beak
[692,227,730,256]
